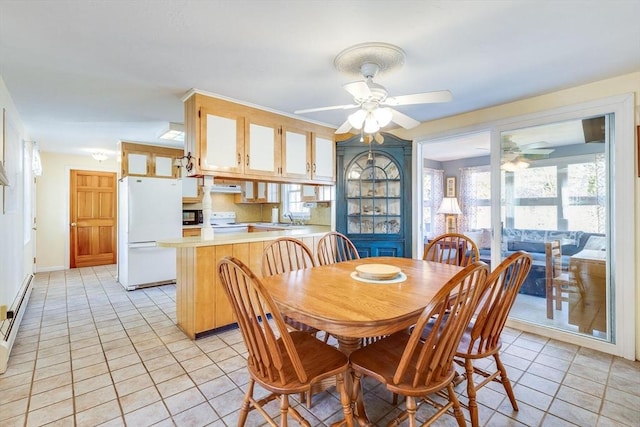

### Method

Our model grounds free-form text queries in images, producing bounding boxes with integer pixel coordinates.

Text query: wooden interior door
[70,170,117,268]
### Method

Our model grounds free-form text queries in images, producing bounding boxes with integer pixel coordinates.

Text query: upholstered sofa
[467,228,605,297]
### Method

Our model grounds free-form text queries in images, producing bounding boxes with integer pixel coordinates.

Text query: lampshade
[373,107,392,127]
[363,112,381,134]
[437,197,462,215]
[348,109,367,129]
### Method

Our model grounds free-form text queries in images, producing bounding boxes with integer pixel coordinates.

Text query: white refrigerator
[118,177,182,290]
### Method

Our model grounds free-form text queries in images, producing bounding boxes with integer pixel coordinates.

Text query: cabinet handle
[313,163,316,173]
[246,154,249,166]
[306,162,310,172]
[237,153,241,165]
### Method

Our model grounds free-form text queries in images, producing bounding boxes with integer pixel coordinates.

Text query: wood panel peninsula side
[157,227,331,339]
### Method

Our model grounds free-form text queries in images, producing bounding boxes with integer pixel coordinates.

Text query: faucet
[284,212,294,224]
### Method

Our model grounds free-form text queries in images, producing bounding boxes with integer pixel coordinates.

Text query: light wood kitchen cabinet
[311,132,336,182]
[302,185,333,202]
[199,107,245,174]
[182,228,201,237]
[121,141,182,178]
[281,125,311,179]
[184,91,336,184]
[236,181,279,203]
[245,117,281,177]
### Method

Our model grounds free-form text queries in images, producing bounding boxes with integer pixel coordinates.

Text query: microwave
[182,209,203,225]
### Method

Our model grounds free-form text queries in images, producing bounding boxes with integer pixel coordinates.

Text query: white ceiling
[0,1,638,160]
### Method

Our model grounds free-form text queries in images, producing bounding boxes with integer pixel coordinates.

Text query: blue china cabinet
[336,133,412,257]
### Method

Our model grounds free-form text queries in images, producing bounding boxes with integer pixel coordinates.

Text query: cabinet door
[282,126,311,179]
[245,118,280,177]
[302,185,317,201]
[312,134,335,182]
[201,108,244,173]
[126,152,149,176]
[182,177,200,202]
[155,154,177,177]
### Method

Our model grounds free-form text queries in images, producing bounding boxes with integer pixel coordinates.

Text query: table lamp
[437,197,462,234]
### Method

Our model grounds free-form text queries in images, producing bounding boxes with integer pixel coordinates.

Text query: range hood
[210,184,242,194]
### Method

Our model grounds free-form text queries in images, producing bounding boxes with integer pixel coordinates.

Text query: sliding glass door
[415,93,635,358]
[499,116,610,341]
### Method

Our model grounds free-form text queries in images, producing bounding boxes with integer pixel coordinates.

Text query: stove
[209,212,249,233]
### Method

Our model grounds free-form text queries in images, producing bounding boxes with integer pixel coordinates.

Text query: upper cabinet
[184,92,336,184]
[121,141,181,179]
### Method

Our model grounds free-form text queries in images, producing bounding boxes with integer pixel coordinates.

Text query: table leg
[333,335,373,427]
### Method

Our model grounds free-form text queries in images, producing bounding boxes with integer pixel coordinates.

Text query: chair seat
[456,322,502,358]
[249,331,347,394]
[349,331,456,397]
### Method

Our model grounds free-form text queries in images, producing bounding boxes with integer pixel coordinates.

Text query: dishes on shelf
[355,264,402,280]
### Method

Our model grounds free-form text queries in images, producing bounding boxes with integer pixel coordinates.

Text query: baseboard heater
[0,274,34,374]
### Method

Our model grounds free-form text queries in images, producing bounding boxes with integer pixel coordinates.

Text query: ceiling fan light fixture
[363,113,380,134]
[373,107,392,127]
[348,109,367,129]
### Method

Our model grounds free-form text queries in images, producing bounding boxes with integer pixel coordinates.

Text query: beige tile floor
[0,265,638,426]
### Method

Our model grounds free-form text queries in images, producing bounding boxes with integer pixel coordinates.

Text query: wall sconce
[174,152,194,174]
[92,151,108,162]
[437,197,462,234]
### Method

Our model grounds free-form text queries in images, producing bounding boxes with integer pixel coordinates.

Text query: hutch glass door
[346,151,402,235]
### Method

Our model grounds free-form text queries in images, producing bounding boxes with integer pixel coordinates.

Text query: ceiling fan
[294,43,453,138]
[501,137,555,170]
[502,137,555,160]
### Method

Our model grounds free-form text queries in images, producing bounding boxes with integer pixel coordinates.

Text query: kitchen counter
[158,225,332,339]
[162,225,331,248]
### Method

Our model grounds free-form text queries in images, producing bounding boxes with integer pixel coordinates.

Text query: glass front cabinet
[336,133,412,257]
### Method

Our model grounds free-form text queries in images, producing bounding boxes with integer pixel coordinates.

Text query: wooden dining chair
[261,237,327,407]
[218,257,354,427]
[261,238,320,338]
[317,231,360,265]
[349,261,489,427]
[454,251,532,427]
[545,239,584,319]
[424,232,479,267]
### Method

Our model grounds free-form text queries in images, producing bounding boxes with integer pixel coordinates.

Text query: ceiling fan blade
[294,104,358,114]
[521,148,555,155]
[343,81,372,100]
[335,118,353,134]
[383,90,453,106]
[390,108,420,129]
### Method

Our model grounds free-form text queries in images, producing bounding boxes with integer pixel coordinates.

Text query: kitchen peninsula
[158,226,331,339]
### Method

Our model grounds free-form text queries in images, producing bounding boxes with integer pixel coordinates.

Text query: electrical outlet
[0,305,7,321]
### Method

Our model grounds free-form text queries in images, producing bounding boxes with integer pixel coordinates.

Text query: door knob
[71,222,77,227]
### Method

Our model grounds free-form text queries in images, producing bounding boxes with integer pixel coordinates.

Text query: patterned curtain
[459,166,489,232]
[433,169,445,236]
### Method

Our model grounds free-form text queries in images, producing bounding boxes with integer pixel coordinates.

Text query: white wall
[36,152,118,271]
[396,71,640,359]
[0,75,31,310]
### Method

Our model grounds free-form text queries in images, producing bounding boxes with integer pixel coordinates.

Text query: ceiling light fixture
[159,122,185,141]
[501,157,530,171]
[92,152,108,162]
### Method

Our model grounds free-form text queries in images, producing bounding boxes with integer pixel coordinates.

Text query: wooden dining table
[260,256,463,355]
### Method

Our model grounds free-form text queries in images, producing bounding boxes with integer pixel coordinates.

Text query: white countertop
[161,225,331,248]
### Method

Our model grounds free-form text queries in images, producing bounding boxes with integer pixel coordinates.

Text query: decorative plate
[355,264,401,280]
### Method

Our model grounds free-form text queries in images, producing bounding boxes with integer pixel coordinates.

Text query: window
[503,154,605,232]
[422,168,443,237]
[282,184,310,216]
[459,166,491,231]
